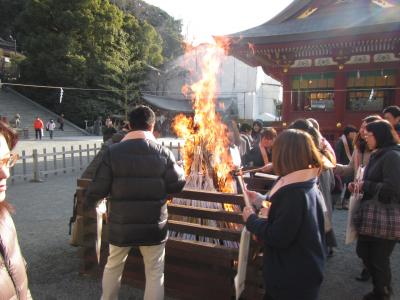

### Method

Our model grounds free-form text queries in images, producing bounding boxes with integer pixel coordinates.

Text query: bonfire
[171,40,242,248]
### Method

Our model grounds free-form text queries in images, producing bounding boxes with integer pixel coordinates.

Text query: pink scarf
[121,130,157,143]
[268,168,320,199]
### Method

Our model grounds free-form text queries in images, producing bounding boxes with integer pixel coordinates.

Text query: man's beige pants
[101,243,165,300]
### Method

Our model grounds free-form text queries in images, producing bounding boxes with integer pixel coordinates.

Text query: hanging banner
[59,87,64,104]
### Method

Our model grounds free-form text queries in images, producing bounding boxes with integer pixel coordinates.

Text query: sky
[143,0,294,44]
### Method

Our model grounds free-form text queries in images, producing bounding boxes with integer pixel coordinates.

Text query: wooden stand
[75,176,274,299]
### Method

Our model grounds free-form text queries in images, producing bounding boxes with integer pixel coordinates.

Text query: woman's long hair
[353,115,382,153]
[0,121,18,213]
[272,129,323,176]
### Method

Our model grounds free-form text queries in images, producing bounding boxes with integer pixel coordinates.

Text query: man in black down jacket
[85,105,186,300]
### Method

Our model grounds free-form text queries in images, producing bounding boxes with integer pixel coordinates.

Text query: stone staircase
[0,87,89,138]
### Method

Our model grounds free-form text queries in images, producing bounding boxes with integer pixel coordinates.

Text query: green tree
[112,0,184,62]
[16,0,164,126]
[0,0,26,40]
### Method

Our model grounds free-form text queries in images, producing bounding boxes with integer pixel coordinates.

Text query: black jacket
[85,138,186,246]
[246,180,326,299]
[362,145,400,204]
[334,137,354,165]
[242,145,271,168]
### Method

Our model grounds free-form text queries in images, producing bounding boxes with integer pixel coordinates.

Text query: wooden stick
[236,175,251,208]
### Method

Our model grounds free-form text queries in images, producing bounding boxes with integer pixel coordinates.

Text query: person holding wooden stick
[242,127,277,169]
[242,129,326,300]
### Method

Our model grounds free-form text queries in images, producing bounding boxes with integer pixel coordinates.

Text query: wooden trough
[74,175,274,299]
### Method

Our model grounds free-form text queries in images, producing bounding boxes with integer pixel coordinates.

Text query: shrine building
[225,0,400,138]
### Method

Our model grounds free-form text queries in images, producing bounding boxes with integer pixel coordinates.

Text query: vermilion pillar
[334,70,346,125]
[281,74,291,122]
[395,68,400,106]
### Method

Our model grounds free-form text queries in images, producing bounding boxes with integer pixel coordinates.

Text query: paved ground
[6,172,400,300]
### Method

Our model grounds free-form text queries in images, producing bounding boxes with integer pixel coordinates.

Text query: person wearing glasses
[0,121,32,299]
[349,120,400,300]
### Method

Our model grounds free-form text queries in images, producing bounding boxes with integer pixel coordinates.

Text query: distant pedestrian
[94,117,102,136]
[102,121,117,142]
[251,119,263,147]
[57,113,64,131]
[13,113,21,128]
[34,116,44,140]
[46,119,56,139]
[239,123,253,156]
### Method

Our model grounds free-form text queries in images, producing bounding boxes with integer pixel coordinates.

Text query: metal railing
[10,141,183,183]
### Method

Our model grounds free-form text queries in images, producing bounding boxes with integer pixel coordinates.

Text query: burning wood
[170,41,242,248]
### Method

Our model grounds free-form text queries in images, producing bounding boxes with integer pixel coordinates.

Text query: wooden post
[71,146,75,171]
[22,150,27,181]
[53,147,57,175]
[10,163,14,183]
[79,145,83,170]
[62,146,66,173]
[43,148,48,178]
[86,144,90,163]
[178,142,181,160]
[31,149,41,182]
[334,70,347,129]
[281,74,291,123]
[395,68,400,106]
[94,143,98,155]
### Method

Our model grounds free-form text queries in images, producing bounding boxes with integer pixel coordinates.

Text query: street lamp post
[9,36,16,55]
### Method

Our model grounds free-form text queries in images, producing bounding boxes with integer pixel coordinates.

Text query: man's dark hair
[289,119,313,132]
[343,125,357,136]
[289,119,321,146]
[261,127,277,140]
[128,105,156,131]
[383,105,400,118]
[240,123,252,133]
[366,120,399,148]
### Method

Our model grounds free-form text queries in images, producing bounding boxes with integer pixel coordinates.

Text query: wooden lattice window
[291,73,335,112]
[346,70,396,112]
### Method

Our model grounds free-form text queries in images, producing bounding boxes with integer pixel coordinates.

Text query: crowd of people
[239,105,400,300]
[0,104,399,300]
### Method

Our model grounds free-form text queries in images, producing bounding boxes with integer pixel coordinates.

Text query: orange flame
[173,41,235,193]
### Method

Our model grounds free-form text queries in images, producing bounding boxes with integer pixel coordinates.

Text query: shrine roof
[0,38,14,51]
[225,0,400,45]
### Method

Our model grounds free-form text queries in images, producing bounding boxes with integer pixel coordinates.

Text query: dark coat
[242,146,271,168]
[246,179,326,300]
[0,208,30,300]
[362,145,400,204]
[334,137,354,165]
[85,138,186,247]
